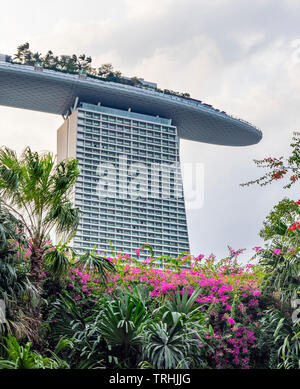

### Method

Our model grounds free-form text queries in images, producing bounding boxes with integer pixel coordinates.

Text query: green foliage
[256,244,300,304]
[43,244,71,283]
[252,199,300,304]
[11,43,191,98]
[140,244,154,258]
[164,288,203,317]
[257,308,300,369]
[0,146,79,251]
[137,288,210,369]
[0,335,62,369]
[77,249,115,284]
[0,145,80,313]
[96,291,150,366]
[142,308,208,369]
[259,198,300,241]
[44,290,106,368]
[157,251,191,272]
[0,206,38,340]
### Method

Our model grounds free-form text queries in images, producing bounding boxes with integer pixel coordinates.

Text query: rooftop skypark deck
[0,61,262,147]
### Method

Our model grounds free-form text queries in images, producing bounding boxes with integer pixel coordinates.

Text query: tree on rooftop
[43,50,58,69]
[14,42,30,63]
[78,54,92,72]
[97,63,114,77]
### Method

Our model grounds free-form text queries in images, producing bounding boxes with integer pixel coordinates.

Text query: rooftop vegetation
[10,43,191,99]
[1,43,262,131]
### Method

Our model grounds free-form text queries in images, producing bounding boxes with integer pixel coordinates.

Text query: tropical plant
[259,198,300,241]
[164,288,203,317]
[43,239,115,288]
[251,199,300,304]
[77,248,115,284]
[142,309,209,369]
[46,291,89,343]
[13,42,30,64]
[0,147,79,292]
[0,335,62,369]
[96,291,151,367]
[0,146,80,344]
[43,240,72,283]
[255,243,300,304]
[257,308,300,369]
[44,289,106,368]
[0,206,38,340]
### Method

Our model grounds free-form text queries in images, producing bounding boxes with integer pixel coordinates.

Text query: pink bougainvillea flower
[272,170,286,180]
[273,249,281,255]
[227,317,236,325]
[252,246,263,253]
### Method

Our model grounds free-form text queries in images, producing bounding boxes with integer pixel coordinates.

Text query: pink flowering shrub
[9,238,55,261]
[62,248,266,369]
[66,265,100,302]
[206,325,257,369]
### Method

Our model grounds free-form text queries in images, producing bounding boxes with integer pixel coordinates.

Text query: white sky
[0,0,299,261]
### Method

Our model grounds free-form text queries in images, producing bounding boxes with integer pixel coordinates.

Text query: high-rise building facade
[57,102,190,258]
[0,60,262,258]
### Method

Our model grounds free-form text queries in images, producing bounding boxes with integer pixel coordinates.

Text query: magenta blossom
[252,246,263,253]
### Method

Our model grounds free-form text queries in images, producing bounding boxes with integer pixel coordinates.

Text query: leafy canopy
[0,146,79,243]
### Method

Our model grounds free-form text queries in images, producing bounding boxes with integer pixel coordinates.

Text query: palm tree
[0,147,79,295]
[43,50,54,69]
[78,54,92,73]
[32,52,42,65]
[97,63,114,78]
[58,55,69,70]
[13,42,30,63]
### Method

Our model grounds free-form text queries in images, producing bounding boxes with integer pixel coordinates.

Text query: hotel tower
[0,56,262,257]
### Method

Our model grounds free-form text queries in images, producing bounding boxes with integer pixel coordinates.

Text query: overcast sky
[0,0,299,261]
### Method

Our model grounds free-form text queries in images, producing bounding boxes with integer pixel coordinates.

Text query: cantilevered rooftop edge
[0,62,262,146]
